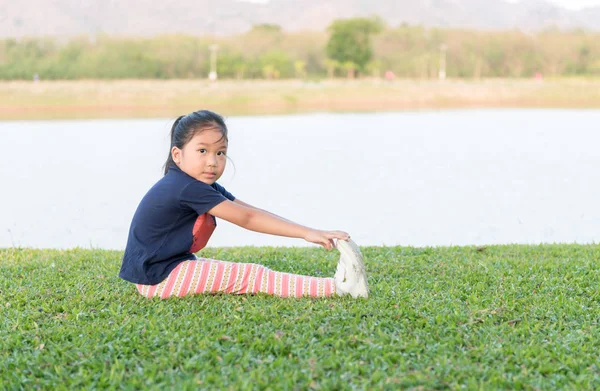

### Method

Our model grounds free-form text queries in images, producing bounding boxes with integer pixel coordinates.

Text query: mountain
[0,0,598,38]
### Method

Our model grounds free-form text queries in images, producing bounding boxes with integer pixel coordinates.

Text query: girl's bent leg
[136,259,336,299]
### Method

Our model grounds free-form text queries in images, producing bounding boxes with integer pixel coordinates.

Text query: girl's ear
[171,146,181,165]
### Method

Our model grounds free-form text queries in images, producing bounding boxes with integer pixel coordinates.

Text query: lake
[1,109,598,250]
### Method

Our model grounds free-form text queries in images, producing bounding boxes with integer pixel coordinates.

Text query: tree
[326,17,384,74]
[324,58,340,78]
[259,51,293,78]
[365,59,382,78]
[342,61,357,79]
[250,24,282,34]
[294,60,307,79]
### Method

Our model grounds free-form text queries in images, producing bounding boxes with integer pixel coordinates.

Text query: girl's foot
[334,239,369,298]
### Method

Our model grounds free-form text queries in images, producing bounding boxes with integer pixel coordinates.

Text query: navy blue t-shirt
[119,165,235,285]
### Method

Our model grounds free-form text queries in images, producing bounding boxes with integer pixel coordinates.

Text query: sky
[240,0,600,10]
[509,0,600,9]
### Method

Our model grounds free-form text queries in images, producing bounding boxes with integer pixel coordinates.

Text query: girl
[119,110,368,299]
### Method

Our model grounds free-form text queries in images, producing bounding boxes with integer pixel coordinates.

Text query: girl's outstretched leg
[136,258,336,299]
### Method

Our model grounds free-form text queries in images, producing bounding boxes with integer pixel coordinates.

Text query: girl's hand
[304,229,350,250]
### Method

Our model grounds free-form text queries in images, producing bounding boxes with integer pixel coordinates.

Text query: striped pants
[136,258,336,299]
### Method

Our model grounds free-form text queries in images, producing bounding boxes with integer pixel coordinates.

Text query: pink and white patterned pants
[136,259,336,299]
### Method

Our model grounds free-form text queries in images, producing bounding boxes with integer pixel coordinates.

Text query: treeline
[1,22,599,80]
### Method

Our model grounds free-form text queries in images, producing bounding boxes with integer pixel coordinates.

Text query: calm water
[1,109,599,250]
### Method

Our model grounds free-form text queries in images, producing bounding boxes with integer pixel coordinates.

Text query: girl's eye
[198,149,206,153]
[217,151,226,156]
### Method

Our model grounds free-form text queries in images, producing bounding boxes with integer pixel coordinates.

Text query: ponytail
[163,115,185,175]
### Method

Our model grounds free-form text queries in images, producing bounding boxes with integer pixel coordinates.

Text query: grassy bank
[1,78,600,120]
[1,245,599,389]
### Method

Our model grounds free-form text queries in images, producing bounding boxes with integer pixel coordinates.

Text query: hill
[1,0,599,38]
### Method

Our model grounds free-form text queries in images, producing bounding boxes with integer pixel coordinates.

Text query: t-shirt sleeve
[211,182,235,201]
[180,181,230,215]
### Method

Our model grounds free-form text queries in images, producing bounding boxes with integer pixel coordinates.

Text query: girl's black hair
[163,110,228,175]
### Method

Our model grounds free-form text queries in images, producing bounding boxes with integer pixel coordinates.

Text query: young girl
[119,110,368,299]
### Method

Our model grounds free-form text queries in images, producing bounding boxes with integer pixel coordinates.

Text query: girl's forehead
[191,128,227,146]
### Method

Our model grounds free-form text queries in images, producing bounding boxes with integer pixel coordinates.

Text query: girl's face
[172,128,228,185]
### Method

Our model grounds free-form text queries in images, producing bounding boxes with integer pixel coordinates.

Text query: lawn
[1,245,599,390]
[2,78,600,121]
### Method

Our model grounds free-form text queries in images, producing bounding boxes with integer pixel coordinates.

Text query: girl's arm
[233,199,293,223]
[208,199,349,250]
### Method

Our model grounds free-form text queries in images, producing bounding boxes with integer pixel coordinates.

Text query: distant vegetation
[1,19,599,80]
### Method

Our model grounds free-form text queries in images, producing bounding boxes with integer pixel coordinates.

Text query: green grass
[1,245,599,390]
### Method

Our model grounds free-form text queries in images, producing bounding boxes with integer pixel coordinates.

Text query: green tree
[250,24,282,33]
[326,17,384,74]
[365,59,382,78]
[294,60,307,79]
[324,58,340,78]
[342,61,357,79]
[259,51,293,78]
